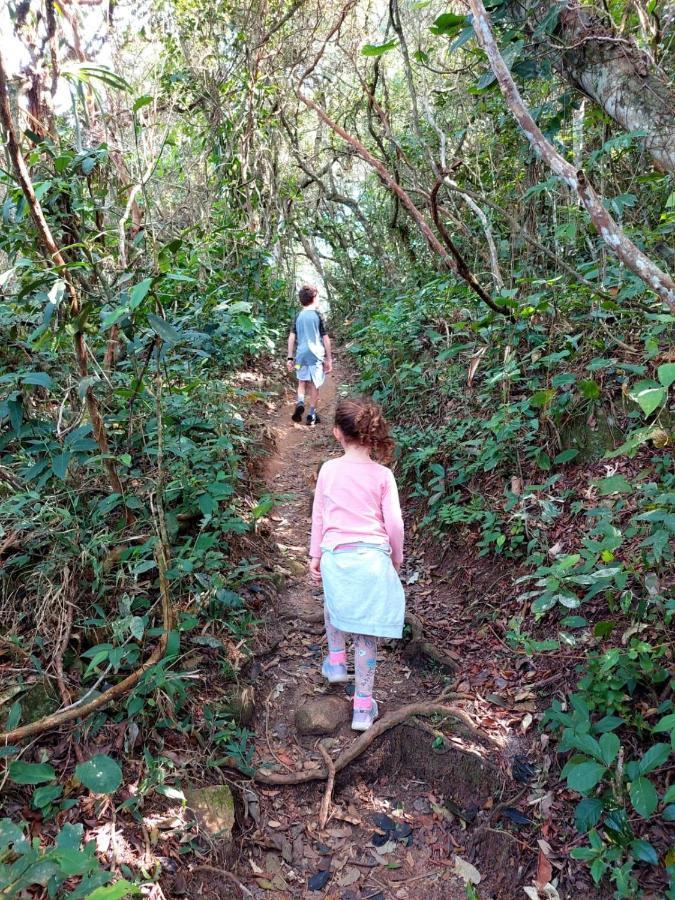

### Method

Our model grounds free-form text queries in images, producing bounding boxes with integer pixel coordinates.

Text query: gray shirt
[291,308,328,366]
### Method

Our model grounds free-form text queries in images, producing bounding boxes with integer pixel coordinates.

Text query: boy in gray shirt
[286,285,332,426]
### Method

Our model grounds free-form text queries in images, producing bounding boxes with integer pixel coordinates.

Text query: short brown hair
[298,284,317,306]
[334,398,394,463]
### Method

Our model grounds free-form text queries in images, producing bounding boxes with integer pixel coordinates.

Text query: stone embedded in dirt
[308,870,331,891]
[184,784,235,841]
[344,683,355,698]
[371,832,389,847]
[295,696,350,735]
[287,559,307,576]
[316,842,332,855]
[413,797,432,814]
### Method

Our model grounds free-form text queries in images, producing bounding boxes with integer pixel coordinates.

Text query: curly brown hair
[334,397,395,464]
[298,284,318,306]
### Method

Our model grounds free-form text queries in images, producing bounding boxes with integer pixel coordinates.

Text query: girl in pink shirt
[310,398,405,731]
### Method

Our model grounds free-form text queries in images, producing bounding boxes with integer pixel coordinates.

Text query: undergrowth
[337,272,674,897]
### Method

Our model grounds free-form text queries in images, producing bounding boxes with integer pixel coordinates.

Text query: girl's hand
[309,556,322,582]
[393,559,402,573]
[286,360,294,373]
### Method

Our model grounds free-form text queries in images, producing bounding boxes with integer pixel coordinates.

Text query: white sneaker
[351,699,379,731]
[321,658,349,684]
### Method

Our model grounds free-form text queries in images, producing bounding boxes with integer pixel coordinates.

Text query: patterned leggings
[325,607,377,706]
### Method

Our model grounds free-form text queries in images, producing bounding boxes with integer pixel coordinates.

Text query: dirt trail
[233,356,522,899]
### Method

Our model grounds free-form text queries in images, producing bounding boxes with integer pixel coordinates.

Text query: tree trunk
[510,1,675,175]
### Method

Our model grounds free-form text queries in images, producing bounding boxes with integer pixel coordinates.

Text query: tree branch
[467,0,675,311]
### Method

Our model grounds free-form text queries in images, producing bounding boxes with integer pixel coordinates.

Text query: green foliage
[75,755,123,795]
[0,819,137,898]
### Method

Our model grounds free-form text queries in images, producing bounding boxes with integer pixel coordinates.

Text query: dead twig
[317,741,336,828]
[191,865,253,898]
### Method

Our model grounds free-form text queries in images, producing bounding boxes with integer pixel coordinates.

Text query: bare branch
[467,0,675,311]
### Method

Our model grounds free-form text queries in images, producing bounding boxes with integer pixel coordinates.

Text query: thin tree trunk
[0,48,127,503]
[468,0,675,311]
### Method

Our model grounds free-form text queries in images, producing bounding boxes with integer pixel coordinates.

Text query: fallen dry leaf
[535,848,553,890]
[454,855,481,885]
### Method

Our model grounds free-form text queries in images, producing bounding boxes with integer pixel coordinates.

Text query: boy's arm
[323,334,332,373]
[382,472,404,571]
[287,331,296,372]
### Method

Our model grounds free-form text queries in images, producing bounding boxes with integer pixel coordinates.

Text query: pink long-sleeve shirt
[310,457,404,567]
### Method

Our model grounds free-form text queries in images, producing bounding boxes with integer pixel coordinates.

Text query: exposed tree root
[317,741,336,828]
[402,612,458,672]
[249,689,486,786]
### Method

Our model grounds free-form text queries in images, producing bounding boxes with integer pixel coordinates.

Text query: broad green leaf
[630,839,658,864]
[605,425,667,459]
[154,784,185,801]
[630,776,658,817]
[658,363,675,388]
[598,732,620,766]
[430,12,467,35]
[662,784,675,804]
[595,474,631,496]
[362,40,398,57]
[55,822,84,849]
[87,880,140,899]
[75,754,122,794]
[32,783,63,808]
[129,278,152,310]
[653,713,675,733]
[578,379,601,400]
[628,379,666,416]
[132,94,154,113]
[147,313,180,344]
[81,155,97,175]
[574,798,603,832]
[0,818,25,852]
[129,616,145,641]
[662,804,675,822]
[52,451,72,480]
[9,760,56,785]
[529,389,556,409]
[215,588,244,609]
[21,372,53,389]
[638,742,670,775]
[567,760,607,794]
[570,733,603,762]
[198,493,217,516]
[554,448,579,464]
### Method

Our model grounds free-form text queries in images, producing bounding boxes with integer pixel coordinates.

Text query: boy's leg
[292,379,308,422]
[307,382,319,420]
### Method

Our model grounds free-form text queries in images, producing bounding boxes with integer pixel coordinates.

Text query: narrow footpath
[233,355,524,899]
